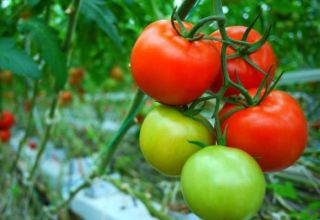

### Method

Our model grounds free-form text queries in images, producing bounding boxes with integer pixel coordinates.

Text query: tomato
[0,129,11,142]
[59,91,73,106]
[131,20,220,105]
[0,70,13,84]
[68,67,84,86]
[29,141,37,150]
[211,26,277,96]
[181,146,265,220]
[139,105,214,176]
[220,89,308,172]
[0,111,15,129]
[109,65,123,81]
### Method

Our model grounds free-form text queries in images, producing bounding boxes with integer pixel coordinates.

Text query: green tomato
[181,146,266,220]
[139,105,214,176]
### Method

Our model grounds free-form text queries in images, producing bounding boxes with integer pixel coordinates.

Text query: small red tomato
[131,20,221,105]
[211,26,277,96]
[220,89,307,172]
[29,141,37,150]
[0,129,11,142]
[59,91,73,106]
[68,67,85,86]
[0,111,15,129]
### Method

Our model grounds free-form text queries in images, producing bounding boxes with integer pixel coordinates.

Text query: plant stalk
[12,80,39,171]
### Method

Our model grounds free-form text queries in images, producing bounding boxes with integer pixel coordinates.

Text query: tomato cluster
[131,19,307,219]
[0,111,15,143]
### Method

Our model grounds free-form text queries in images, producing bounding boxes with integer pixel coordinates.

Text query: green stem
[177,0,198,20]
[62,0,81,54]
[28,0,81,180]
[187,16,224,38]
[28,95,58,180]
[94,89,146,175]
[12,80,39,171]
[212,0,224,18]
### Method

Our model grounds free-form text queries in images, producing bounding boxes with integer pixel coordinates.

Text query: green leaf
[19,18,67,91]
[80,0,122,48]
[0,38,40,79]
[268,182,298,200]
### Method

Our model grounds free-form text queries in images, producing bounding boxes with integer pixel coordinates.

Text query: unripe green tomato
[139,105,214,176]
[181,146,266,220]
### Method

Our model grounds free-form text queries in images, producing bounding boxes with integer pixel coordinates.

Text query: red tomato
[0,111,15,129]
[68,67,85,86]
[211,26,277,96]
[59,91,73,106]
[0,129,11,142]
[29,141,37,150]
[131,20,220,105]
[220,89,307,172]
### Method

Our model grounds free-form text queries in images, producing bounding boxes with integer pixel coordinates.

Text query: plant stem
[95,89,146,175]
[12,80,39,171]
[28,0,81,180]
[63,0,81,60]
[177,0,198,20]
[28,95,58,180]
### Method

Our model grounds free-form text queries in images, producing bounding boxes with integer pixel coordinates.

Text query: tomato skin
[139,105,214,176]
[220,89,308,172]
[0,111,15,129]
[0,129,11,142]
[211,26,277,96]
[131,20,221,105]
[181,146,265,220]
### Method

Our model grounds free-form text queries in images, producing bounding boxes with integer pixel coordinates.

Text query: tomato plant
[131,20,221,105]
[139,105,214,176]
[0,129,11,142]
[0,111,15,129]
[211,26,277,96]
[220,89,308,172]
[181,146,265,220]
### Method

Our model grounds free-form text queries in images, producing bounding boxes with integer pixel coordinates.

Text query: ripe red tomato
[211,26,277,96]
[59,91,73,106]
[181,146,265,220]
[131,20,221,105]
[140,105,214,176]
[0,129,11,142]
[220,89,308,172]
[0,111,15,129]
[29,141,37,150]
